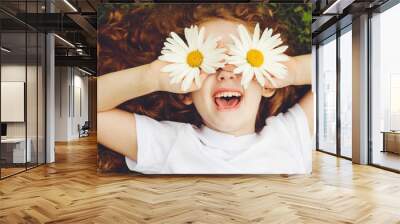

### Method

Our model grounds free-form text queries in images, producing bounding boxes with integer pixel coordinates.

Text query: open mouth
[213,91,243,110]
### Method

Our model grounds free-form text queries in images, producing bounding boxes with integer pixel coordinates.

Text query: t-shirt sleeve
[125,114,187,174]
[266,104,313,174]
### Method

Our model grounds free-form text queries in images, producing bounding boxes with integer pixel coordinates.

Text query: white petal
[233,65,246,74]
[161,49,172,55]
[163,43,187,57]
[171,65,191,84]
[238,24,252,50]
[166,37,187,53]
[159,53,186,64]
[271,45,288,54]
[184,27,193,49]
[227,44,245,57]
[264,72,277,87]
[158,55,169,62]
[259,34,283,51]
[161,63,184,73]
[197,26,205,48]
[252,23,261,47]
[271,54,290,62]
[200,63,216,74]
[226,55,246,65]
[171,32,189,51]
[241,66,254,88]
[206,62,225,69]
[254,68,266,87]
[181,69,195,91]
[201,48,219,55]
[264,63,288,79]
[203,34,219,50]
[230,34,245,53]
[260,28,273,44]
[168,64,186,77]
[269,35,283,49]
[194,68,201,88]
[185,26,199,50]
[202,51,224,61]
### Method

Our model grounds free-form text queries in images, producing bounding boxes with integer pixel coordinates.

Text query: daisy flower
[158,25,225,91]
[226,23,289,89]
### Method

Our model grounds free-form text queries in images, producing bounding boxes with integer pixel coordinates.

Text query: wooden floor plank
[1,135,400,223]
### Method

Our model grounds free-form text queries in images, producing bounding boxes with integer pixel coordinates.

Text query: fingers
[195,73,208,89]
[216,40,225,49]
[199,72,208,81]
[222,64,236,73]
[185,73,208,93]
[262,88,276,98]
[264,76,276,89]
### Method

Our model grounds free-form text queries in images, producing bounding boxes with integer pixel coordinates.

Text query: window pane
[26,31,38,169]
[340,29,352,158]
[1,30,28,177]
[38,32,45,165]
[371,3,400,171]
[318,37,337,154]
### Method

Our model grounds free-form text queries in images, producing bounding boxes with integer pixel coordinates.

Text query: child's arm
[97,60,207,160]
[97,63,158,112]
[298,91,313,135]
[98,60,207,112]
[97,63,158,161]
[97,62,162,160]
[286,55,313,135]
[98,109,138,160]
[264,54,313,135]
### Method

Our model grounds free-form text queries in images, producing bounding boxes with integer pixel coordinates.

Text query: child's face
[190,19,264,136]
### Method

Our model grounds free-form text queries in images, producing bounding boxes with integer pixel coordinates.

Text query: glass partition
[370,3,400,171]
[1,30,28,177]
[339,27,352,158]
[27,30,38,169]
[38,32,45,165]
[0,1,46,179]
[317,35,337,155]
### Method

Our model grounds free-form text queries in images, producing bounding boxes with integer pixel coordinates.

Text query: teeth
[215,91,242,98]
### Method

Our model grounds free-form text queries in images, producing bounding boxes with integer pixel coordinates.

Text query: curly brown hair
[97,3,310,172]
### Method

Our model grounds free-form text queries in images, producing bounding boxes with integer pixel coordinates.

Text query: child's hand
[263,54,311,89]
[148,60,208,94]
[263,69,295,90]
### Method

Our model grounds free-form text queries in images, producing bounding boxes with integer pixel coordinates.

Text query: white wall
[54,67,89,141]
[377,4,400,130]
[371,4,400,153]
[55,66,69,141]
[311,45,317,150]
[46,32,55,163]
[1,63,46,163]
[1,82,25,122]
[71,73,89,138]
[1,64,37,138]
[317,38,337,154]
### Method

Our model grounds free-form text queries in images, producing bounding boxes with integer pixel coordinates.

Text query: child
[97,5,313,174]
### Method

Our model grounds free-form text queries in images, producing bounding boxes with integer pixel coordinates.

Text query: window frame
[315,24,353,160]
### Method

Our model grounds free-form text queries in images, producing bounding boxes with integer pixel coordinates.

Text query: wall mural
[97,3,313,174]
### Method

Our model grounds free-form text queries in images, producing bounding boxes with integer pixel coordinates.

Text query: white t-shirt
[125,104,312,174]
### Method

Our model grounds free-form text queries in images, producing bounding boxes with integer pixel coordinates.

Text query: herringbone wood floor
[1,135,400,224]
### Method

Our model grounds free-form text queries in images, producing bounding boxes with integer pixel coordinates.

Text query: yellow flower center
[187,50,203,67]
[246,49,264,67]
